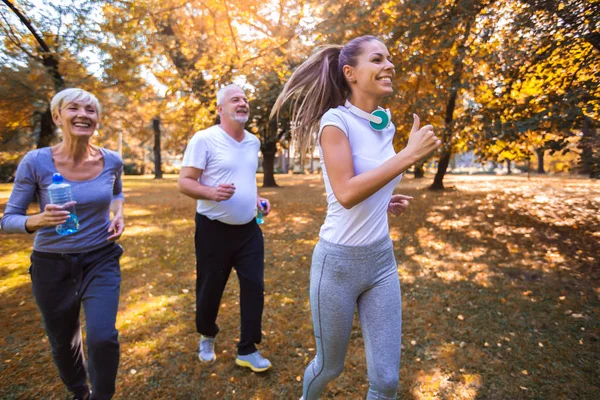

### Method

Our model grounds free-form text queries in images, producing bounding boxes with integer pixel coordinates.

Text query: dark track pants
[30,242,123,400]
[195,213,265,355]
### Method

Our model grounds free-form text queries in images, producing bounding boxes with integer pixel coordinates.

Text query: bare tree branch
[223,0,240,57]
[1,0,65,91]
[0,13,37,59]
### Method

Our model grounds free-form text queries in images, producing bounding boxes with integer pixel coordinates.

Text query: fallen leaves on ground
[0,174,598,399]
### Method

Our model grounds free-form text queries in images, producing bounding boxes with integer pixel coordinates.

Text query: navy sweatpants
[30,242,123,400]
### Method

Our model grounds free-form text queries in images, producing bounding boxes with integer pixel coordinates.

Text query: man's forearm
[178,177,215,201]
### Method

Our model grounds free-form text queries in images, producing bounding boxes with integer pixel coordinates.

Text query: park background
[1,0,599,399]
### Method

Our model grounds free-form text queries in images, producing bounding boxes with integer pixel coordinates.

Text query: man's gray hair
[216,84,244,106]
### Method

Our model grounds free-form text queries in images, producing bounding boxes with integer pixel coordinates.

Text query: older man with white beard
[178,84,272,372]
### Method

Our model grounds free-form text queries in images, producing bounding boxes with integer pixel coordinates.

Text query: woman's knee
[319,362,345,383]
[308,356,345,382]
[86,327,119,350]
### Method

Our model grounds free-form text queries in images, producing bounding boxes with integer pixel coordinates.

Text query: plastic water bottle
[48,173,79,236]
[256,200,268,225]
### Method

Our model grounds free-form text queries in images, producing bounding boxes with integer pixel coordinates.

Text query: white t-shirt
[182,125,260,225]
[318,106,402,245]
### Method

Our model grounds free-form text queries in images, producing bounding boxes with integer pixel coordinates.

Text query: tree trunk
[262,142,278,187]
[261,117,279,187]
[37,107,55,148]
[536,148,546,173]
[430,84,459,190]
[413,162,425,179]
[431,150,451,190]
[141,145,146,175]
[506,159,512,175]
[3,0,65,147]
[429,14,475,190]
[579,116,594,176]
[38,54,63,146]
[298,152,306,174]
[152,117,163,179]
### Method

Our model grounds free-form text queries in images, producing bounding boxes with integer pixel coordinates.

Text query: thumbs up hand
[405,114,441,161]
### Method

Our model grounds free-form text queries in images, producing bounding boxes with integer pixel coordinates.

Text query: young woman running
[271,35,441,399]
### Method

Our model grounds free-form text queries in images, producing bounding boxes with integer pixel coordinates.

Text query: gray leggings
[303,236,402,400]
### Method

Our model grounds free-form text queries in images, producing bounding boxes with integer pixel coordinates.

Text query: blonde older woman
[1,88,125,400]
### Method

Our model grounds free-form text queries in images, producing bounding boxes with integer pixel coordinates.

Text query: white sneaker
[235,350,272,372]
[199,335,216,363]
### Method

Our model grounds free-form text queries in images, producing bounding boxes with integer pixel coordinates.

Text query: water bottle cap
[52,173,64,184]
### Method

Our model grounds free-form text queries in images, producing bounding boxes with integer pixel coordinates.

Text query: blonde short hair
[50,88,102,118]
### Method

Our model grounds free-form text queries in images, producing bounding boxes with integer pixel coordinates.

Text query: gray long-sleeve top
[1,147,124,253]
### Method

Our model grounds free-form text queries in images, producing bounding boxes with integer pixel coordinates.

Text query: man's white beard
[234,114,249,124]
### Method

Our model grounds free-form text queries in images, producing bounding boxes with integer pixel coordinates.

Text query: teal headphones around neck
[344,100,391,131]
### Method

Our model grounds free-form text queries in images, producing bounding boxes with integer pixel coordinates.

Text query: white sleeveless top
[317,106,402,245]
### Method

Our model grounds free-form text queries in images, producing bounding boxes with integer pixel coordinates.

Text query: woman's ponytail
[270,45,347,153]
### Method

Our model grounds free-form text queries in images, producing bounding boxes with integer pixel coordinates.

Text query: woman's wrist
[24,215,39,233]
[110,200,124,216]
[397,148,419,167]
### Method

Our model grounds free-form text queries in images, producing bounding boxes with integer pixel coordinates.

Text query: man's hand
[388,194,413,216]
[212,183,236,202]
[257,197,271,216]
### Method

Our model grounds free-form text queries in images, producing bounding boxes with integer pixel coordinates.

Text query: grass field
[1,174,599,399]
